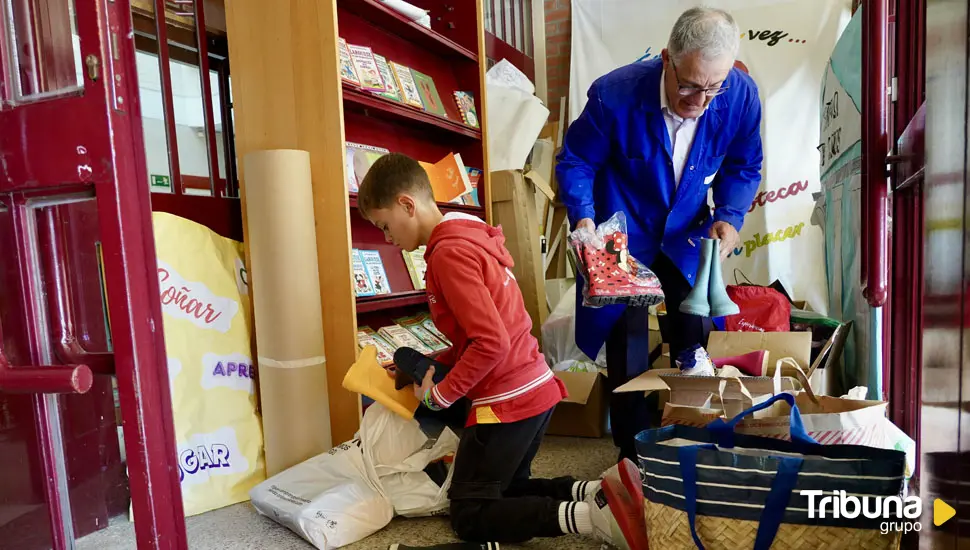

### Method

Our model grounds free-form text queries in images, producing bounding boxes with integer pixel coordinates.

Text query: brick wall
[544,0,572,122]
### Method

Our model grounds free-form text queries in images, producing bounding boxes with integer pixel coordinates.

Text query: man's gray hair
[667,7,740,62]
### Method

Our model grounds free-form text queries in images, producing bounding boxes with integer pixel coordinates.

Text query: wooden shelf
[349,193,485,216]
[337,0,478,63]
[356,290,427,313]
[342,84,482,141]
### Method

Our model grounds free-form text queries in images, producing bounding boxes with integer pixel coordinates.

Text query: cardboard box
[491,170,547,341]
[547,371,607,438]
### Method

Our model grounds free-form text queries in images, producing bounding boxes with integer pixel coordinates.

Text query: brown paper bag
[662,358,888,444]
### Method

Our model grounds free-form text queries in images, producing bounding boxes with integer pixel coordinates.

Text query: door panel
[0,0,187,547]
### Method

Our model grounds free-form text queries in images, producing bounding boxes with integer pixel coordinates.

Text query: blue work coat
[556,59,763,361]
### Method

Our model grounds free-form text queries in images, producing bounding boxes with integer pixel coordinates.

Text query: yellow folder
[342,345,420,419]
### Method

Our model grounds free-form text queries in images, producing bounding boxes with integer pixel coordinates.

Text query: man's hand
[709,221,740,261]
[575,218,596,233]
[413,366,436,401]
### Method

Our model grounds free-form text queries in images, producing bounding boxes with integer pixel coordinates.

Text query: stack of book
[344,143,481,207]
[338,37,480,128]
[352,248,392,297]
[357,313,452,366]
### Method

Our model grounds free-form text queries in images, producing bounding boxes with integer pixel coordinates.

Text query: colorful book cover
[462,168,482,207]
[346,142,390,188]
[351,249,376,297]
[338,38,360,86]
[348,44,386,92]
[390,62,424,109]
[410,69,446,117]
[453,91,479,128]
[421,153,473,203]
[357,326,396,365]
[372,54,403,103]
[401,246,427,290]
[378,325,434,356]
[359,249,392,295]
[417,313,451,347]
[394,317,448,352]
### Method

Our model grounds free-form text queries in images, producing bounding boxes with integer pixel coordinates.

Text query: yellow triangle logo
[934,499,956,526]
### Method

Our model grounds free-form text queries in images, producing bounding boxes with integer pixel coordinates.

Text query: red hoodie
[425,213,566,426]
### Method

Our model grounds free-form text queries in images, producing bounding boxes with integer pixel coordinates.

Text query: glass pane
[136,50,176,194]
[524,0,533,57]
[4,0,84,100]
[513,0,523,51]
[484,0,493,33]
[30,200,130,546]
[503,0,513,45]
[0,203,56,550]
[209,70,226,181]
[171,57,213,196]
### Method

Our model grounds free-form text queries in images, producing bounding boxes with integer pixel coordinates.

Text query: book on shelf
[416,312,451,347]
[357,326,396,366]
[372,53,403,103]
[389,61,425,109]
[393,315,448,352]
[402,246,427,290]
[378,324,434,356]
[359,249,392,295]
[410,69,447,118]
[338,38,361,86]
[462,167,482,207]
[453,91,480,128]
[352,249,376,297]
[348,44,386,93]
[419,153,473,203]
[346,142,390,192]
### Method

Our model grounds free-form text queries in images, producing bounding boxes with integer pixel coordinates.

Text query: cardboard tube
[244,149,331,475]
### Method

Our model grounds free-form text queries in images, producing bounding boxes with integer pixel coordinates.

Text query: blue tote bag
[635,393,906,549]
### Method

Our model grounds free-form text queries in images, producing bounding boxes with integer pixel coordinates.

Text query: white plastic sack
[361,403,458,518]
[249,438,392,550]
[250,404,458,549]
[541,283,606,372]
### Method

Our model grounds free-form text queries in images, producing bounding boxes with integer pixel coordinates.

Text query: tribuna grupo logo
[801,490,922,535]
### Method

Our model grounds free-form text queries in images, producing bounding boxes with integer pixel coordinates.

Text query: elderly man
[557,7,763,461]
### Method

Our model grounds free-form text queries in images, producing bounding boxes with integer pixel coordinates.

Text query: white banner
[569,0,852,312]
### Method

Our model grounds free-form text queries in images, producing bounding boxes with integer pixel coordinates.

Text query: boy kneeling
[359,154,647,550]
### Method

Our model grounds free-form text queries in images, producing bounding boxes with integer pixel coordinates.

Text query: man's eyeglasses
[670,59,729,97]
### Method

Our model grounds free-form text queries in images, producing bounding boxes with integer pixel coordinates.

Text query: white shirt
[659,69,701,188]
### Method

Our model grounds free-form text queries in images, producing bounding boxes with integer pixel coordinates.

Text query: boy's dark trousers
[395,349,577,543]
[447,408,578,543]
[605,253,712,462]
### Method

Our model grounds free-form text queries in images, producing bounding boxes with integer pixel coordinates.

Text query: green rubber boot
[679,238,713,317]
[708,238,740,317]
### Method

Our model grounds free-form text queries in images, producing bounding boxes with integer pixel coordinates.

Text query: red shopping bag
[723,285,791,332]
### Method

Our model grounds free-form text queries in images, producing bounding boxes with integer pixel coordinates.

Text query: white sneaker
[585,459,649,550]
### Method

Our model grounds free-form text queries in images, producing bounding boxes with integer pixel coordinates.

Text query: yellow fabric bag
[152,212,266,516]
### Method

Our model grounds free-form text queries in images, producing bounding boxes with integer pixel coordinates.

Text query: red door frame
[0,0,188,548]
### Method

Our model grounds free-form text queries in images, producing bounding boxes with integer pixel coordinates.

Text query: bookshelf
[227,0,491,443]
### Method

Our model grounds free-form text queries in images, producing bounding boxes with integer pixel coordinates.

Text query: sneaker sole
[602,459,649,550]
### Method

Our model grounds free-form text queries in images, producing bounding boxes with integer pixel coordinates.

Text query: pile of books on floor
[357,314,452,365]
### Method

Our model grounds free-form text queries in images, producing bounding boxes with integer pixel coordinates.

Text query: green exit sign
[151,174,172,192]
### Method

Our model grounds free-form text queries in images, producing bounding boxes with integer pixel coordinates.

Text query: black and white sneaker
[388,544,499,550]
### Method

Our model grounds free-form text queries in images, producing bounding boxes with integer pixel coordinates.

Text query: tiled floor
[76,435,616,550]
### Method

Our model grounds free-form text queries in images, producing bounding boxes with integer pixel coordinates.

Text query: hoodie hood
[426,213,515,268]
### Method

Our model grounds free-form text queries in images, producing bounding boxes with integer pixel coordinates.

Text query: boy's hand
[413,366,436,400]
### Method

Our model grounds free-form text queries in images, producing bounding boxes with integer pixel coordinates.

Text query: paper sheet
[243,149,331,476]
[486,86,550,171]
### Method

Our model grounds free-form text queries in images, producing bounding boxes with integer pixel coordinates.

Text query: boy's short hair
[358,153,435,215]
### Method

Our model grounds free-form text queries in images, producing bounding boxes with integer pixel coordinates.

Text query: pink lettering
[748,180,810,213]
[157,267,225,326]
